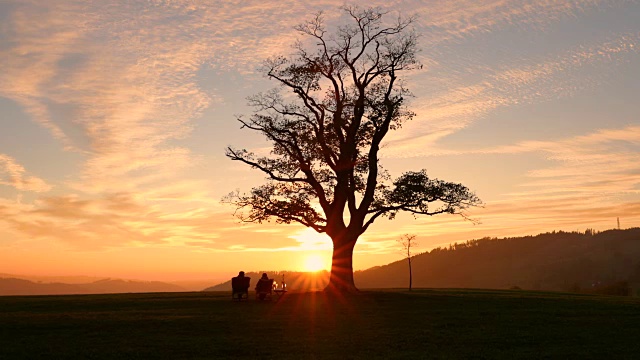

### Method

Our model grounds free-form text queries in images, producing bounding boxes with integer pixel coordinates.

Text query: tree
[225,6,481,293]
[398,234,418,291]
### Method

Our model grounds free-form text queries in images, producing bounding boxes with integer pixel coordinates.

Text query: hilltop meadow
[1,289,639,359]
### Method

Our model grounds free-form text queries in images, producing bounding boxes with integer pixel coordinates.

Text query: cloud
[384,32,640,157]
[0,189,320,252]
[0,154,52,192]
[0,192,238,250]
[0,1,88,151]
[508,126,640,202]
[380,125,640,245]
[407,0,616,45]
[445,125,640,201]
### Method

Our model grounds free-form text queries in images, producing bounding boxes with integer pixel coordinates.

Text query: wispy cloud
[0,193,239,250]
[384,32,640,157]
[380,125,640,246]
[426,125,640,198]
[0,1,88,151]
[500,126,640,198]
[0,154,51,192]
[407,0,619,45]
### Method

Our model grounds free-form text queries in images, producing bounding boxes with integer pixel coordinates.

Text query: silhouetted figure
[231,271,251,301]
[255,273,274,301]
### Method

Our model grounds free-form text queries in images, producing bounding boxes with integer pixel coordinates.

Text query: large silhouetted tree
[226,6,481,293]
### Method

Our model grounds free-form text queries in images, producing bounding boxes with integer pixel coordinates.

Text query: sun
[303,254,327,272]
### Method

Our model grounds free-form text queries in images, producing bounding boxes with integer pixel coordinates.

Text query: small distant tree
[225,6,481,293]
[398,234,418,290]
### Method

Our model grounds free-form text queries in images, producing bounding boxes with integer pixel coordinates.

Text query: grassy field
[1,289,639,359]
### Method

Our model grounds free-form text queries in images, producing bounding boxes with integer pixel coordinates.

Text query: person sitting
[255,273,274,301]
[231,271,251,301]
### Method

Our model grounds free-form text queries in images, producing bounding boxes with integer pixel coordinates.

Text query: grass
[1,289,639,359]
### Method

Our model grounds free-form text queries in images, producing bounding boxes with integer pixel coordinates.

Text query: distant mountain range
[355,228,640,293]
[0,274,107,284]
[0,277,186,296]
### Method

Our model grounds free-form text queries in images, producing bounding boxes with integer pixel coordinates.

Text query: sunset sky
[1,0,639,282]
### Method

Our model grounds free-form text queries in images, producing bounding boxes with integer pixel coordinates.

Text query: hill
[0,277,185,296]
[0,273,223,292]
[0,274,107,284]
[0,278,89,296]
[355,228,640,293]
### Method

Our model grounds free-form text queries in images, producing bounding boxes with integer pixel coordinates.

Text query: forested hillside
[355,228,640,292]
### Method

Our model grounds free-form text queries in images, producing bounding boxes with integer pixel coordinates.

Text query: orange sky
[1,0,640,281]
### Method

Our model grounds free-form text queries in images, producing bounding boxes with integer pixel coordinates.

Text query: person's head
[261,273,268,279]
[238,271,245,277]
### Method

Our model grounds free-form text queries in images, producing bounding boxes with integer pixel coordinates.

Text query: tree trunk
[325,239,358,293]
